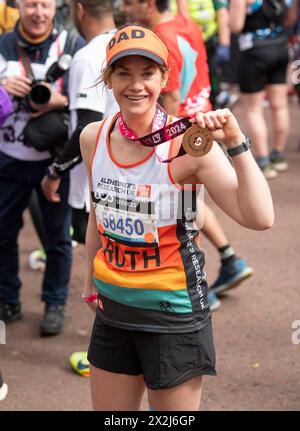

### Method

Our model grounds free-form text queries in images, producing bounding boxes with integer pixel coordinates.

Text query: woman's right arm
[285,0,299,27]
[229,0,247,33]
[80,122,103,312]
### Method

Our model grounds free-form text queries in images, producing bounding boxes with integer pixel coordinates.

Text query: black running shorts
[238,37,289,93]
[88,310,216,390]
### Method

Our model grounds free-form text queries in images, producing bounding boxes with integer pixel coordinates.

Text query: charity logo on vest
[108,29,145,51]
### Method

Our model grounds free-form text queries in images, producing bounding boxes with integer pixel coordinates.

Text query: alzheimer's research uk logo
[291,320,300,345]
[94,177,205,225]
[0,320,6,344]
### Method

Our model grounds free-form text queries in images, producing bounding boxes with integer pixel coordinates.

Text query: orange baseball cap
[106,25,169,68]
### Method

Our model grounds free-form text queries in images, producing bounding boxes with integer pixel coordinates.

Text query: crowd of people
[0,0,298,410]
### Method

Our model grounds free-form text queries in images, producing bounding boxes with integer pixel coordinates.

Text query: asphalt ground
[0,99,299,411]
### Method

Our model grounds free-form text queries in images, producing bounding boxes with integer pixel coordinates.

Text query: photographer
[0,0,84,336]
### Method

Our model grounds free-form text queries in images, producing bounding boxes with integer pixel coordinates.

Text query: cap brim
[107,49,164,68]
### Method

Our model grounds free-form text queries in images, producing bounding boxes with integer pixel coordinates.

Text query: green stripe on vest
[93,277,192,313]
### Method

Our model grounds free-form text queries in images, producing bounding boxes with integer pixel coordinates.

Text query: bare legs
[266,84,289,152]
[241,91,269,158]
[241,84,289,160]
[199,203,229,248]
[90,365,145,411]
[90,364,203,411]
[148,377,203,411]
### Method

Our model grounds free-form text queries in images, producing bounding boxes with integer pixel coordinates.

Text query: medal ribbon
[118,104,192,163]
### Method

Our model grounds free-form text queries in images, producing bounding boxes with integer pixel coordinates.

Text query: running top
[171,0,228,41]
[242,0,292,33]
[155,14,211,117]
[90,114,210,333]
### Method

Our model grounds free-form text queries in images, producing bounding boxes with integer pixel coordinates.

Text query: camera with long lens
[27,54,72,107]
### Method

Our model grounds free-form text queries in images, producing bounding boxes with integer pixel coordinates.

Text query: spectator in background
[0,0,19,35]
[0,0,84,335]
[172,0,233,108]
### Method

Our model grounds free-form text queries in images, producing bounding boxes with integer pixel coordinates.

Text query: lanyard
[118,105,194,163]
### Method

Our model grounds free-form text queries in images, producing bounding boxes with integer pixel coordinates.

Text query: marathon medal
[182,123,213,157]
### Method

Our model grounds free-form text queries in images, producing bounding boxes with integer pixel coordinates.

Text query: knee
[270,101,288,112]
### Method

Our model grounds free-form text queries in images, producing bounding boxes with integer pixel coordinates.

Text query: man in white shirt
[41,0,118,243]
[0,0,84,335]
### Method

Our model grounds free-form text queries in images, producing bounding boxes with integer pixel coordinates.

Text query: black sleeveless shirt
[242,0,287,33]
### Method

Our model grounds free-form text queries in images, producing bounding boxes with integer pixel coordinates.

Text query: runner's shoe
[270,150,288,172]
[0,372,8,402]
[40,304,65,336]
[70,352,90,377]
[256,156,278,180]
[260,163,278,180]
[0,301,22,322]
[208,291,221,311]
[28,249,46,271]
[210,258,253,295]
[214,90,239,110]
[70,226,79,248]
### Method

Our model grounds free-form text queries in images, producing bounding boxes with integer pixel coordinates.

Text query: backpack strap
[15,43,35,81]
[63,28,80,57]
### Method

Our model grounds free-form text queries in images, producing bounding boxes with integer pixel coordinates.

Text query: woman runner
[80,25,274,411]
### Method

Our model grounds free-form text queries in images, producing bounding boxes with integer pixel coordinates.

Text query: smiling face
[107,55,168,119]
[18,0,55,38]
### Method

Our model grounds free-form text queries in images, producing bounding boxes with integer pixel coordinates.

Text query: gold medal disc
[182,124,213,157]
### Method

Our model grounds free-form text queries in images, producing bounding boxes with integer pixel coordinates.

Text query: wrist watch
[227,137,252,158]
[46,165,60,180]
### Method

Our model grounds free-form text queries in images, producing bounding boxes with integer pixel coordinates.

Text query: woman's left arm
[194,109,274,230]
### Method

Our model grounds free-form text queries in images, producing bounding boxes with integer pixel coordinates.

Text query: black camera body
[27,54,72,106]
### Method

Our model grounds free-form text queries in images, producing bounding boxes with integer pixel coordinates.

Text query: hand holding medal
[194,109,246,150]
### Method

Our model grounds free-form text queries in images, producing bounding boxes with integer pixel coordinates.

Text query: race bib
[92,179,159,247]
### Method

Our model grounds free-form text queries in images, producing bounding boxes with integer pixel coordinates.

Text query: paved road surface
[0,100,299,411]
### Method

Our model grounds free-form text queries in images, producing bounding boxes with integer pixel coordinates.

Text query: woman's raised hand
[195,108,246,149]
